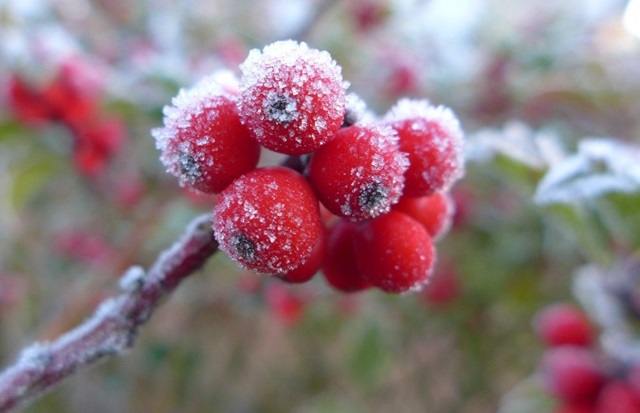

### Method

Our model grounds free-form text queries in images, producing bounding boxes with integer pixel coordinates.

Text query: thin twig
[0,213,218,413]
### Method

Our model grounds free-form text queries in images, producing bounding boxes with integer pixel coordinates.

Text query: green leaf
[8,155,63,211]
[348,322,389,388]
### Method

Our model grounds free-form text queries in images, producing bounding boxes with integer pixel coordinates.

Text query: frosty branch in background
[0,214,218,413]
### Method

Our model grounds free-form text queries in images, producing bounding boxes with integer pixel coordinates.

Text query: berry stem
[0,214,218,413]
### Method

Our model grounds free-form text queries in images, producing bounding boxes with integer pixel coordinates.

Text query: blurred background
[0,0,639,412]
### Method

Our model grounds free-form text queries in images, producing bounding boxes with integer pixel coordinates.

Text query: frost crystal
[384,98,465,196]
[237,40,347,155]
[119,265,146,292]
[535,138,640,205]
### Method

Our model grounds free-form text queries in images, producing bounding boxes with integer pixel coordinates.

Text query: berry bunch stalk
[0,215,218,413]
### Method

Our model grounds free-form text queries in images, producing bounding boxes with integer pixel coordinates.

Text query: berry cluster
[153,40,464,294]
[6,57,125,176]
[534,303,640,412]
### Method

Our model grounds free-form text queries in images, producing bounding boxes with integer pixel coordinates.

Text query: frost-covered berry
[322,219,371,293]
[278,225,327,284]
[353,211,435,293]
[153,71,260,194]
[212,166,322,275]
[308,124,408,220]
[384,99,464,197]
[392,192,454,240]
[237,40,347,155]
[534,303,595,348]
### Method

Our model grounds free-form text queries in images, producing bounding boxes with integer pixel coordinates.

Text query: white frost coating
[151,69,241,189]
[384,98,465,192]
[343,93,374,126]
[535,137,640,205]
[119,265,146,292]
[14,342,52,373]
[573,264,640,364]
[465,121,564,169]
[237,40,347,154]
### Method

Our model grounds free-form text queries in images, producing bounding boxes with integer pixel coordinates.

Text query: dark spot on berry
[231,233,256,262]
[359,182,388,213]
[265,94,298,124]
[178,152,201,182]
[342,108,358,128]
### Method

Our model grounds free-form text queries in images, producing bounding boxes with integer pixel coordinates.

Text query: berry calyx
[353,211,435,293]
[212,166,322,275]
[153,72,260,194]
[322,219,371,293]
[237,40,347,155]
[308,124,408,220]
[384,99,464,197]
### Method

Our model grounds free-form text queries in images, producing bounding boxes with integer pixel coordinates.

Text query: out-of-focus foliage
[0,0,639,412]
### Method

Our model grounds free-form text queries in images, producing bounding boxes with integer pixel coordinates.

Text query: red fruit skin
[393,192,454,240]
[308,124,407,220]
[213,167,322,275]
[154,74,260,194]
[237,40,346,155]
[6,76,55,124]
[534,303,594,348]
[322,219,371,293]
[278,224,327,284]
[554,403,595,413]
[353,211,435,293]
[385,99,464,197]
[541,346,605,404]
[594,381,640,413]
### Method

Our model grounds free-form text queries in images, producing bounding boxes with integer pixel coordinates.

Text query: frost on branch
[0,214,217,412]
[534,138,640,205]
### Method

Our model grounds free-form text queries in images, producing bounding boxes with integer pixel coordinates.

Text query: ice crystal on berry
[384,98,465,196]
[152,70,260,194]
[237,40,347,155]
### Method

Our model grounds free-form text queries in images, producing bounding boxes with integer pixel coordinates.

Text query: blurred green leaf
[348,322,389,388]
[8,155,64,211]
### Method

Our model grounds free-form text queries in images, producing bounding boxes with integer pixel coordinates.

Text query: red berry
[6,76,54,124]
[278,224,327,284]
[153,71,260,194]
[322,219,371,293]
[594,381,640,413]
[541,346,605,404]
[353,211,435,293]
[237,40,347,155]
[308,124,408,220]
[554,403,595,413]
[392,192,454,240]
[534,303,595,348]
[384,99,464,197]
[212,166,322,275]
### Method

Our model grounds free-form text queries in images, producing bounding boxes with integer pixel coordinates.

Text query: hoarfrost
[535,138,640,205]
[237,40,347,154]
[119,265,146,292]
[465,121,565,168]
